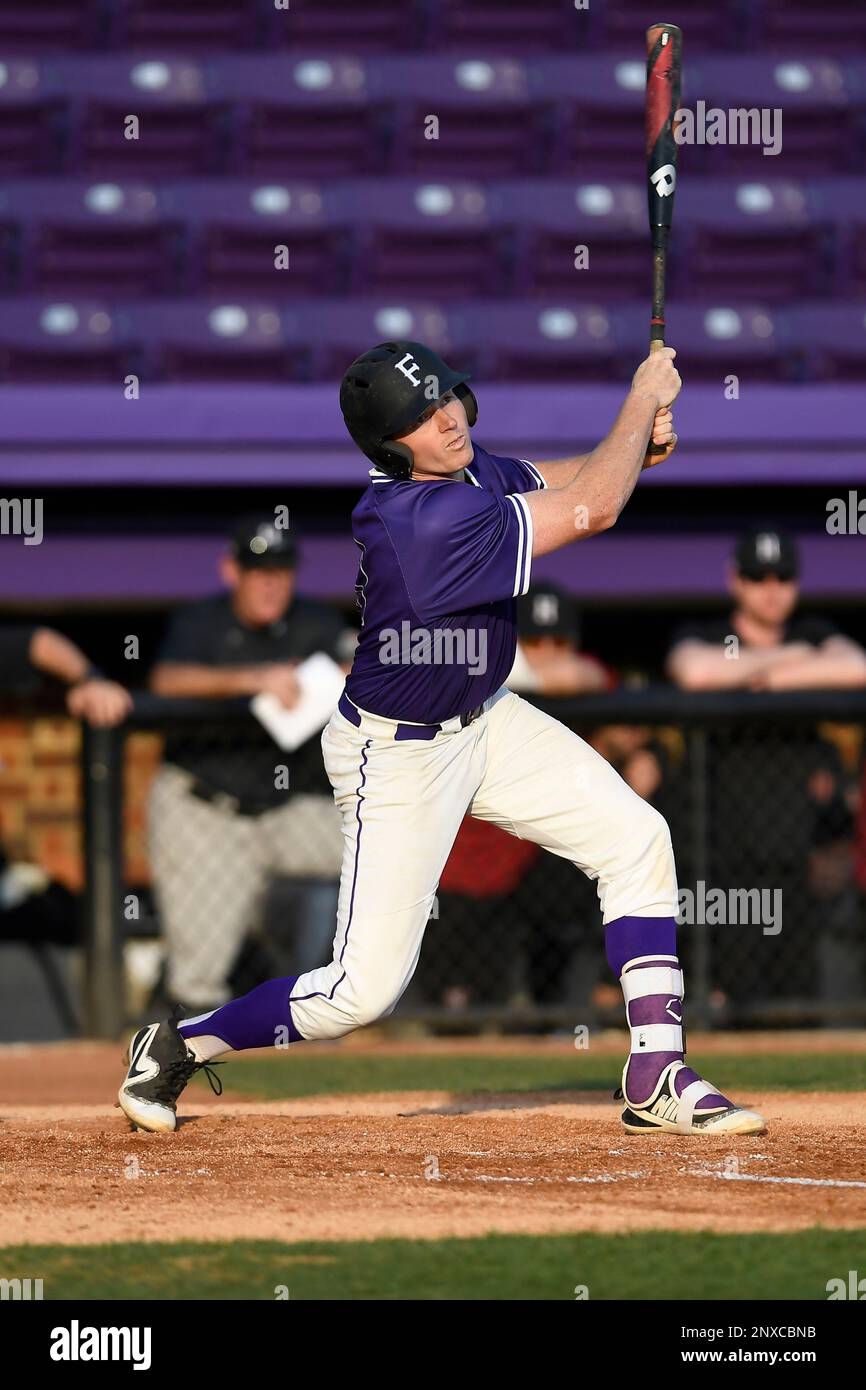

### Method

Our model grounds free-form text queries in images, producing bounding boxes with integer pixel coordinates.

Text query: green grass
[4,1230,865,1300]
[194,1050,866,1101]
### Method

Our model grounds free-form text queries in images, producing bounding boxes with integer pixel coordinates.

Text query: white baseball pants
[286,687,679,1040]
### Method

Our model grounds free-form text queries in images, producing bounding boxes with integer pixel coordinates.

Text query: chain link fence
[1,691,863,1039]
[70,689,866,1037]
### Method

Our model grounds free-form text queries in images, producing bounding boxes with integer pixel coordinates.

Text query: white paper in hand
[250,652,345,751]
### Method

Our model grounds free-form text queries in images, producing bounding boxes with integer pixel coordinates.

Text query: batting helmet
[339,340,478,480]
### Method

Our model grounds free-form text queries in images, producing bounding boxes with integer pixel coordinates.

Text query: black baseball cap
[517,583,581,643]
[733,529,799,581]
[231,516,298,569]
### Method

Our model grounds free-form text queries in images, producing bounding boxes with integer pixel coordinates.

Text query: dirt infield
[1,1035,865,1247]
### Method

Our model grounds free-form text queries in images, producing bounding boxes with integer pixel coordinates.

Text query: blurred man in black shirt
[148,517,354,1012]
[667,529,866,693]
[666,529,865,1006]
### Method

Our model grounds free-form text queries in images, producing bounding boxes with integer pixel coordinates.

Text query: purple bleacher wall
[0,1,864,607]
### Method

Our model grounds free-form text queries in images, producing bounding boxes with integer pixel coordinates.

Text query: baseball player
[119,340,765,1137]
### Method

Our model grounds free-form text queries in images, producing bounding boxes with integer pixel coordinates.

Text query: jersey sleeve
[513,457,547,491]
[479,450,547,494]
[395,484,534,619]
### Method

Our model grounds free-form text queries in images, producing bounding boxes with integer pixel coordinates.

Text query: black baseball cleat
[117,1010,223,1133]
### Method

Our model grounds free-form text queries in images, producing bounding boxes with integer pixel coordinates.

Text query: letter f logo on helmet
[394,352,421,386]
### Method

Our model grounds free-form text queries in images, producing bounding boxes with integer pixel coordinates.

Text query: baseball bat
[645,22,682,355]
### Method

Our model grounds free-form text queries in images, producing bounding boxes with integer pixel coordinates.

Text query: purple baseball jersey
[344,444,547,723]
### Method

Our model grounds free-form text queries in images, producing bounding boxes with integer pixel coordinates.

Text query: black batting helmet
[339,340,478,480]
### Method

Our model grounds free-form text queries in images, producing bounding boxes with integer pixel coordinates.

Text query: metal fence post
[688,726,711,1030]
[82,723,124,1039]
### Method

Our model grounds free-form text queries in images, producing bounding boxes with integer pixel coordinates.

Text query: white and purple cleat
[617,1058,766,1136]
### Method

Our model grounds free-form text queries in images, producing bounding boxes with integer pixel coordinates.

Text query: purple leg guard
[178,977,304,1052]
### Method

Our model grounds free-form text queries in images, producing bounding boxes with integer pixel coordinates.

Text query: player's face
[392,391,473,480]
[732,571,799,626]
[223,558,296,626]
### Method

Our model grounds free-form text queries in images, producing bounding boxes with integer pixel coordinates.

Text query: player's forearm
[524,389,656,556]
[29,627,92,685]
[149,663,261,697]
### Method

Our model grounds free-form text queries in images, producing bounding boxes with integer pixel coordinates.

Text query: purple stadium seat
[688,58,861,174]
[845,60,866,107]
[494,179,651,300]
[334,180,509,299]
[58,58,227,176]
[430,0,594,52]
[299,299,454,379]
[601,0,748,52]
[676,178,833,302]
[209,56,385,177]
[267,0,425,52]
[374,57,545,177]
[2,179,183,295]
[450,301,618,382]
[161,180,348,296]
[0,60,66,175]
[111,0,263,49]
[805,177,866,295]
[612,303,792,383]
[759,0,866,53]
[128,300,307,380]
[0,300,135,382]
[784,303,866,381]
[0,0,104,51]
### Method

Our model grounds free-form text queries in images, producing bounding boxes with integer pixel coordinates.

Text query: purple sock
[605,915,677,977]
[605,916,728,1111]
[178,977,304,1052]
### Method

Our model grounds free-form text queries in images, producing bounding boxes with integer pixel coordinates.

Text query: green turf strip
[3,1231,865,1300]
[192,1050,865,1100]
